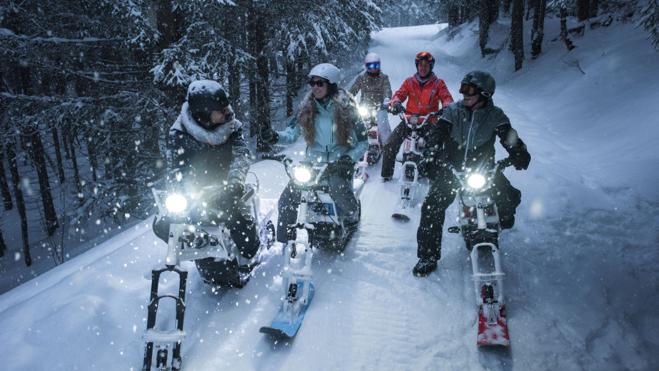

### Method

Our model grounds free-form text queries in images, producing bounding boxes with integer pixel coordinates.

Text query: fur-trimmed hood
[297,89,358,146]
[171,102,242,146]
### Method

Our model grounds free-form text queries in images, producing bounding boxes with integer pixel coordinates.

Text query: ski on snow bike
[259,154,367,338]
[357,102,388,166]
[447,158,514,347]
[143,178,275,370]
[389,106,441,222]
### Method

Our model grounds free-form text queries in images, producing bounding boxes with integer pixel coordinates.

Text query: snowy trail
[0,23,658,371]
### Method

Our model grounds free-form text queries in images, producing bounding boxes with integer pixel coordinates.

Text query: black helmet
[187,80,230,124]
[460,71,496,98]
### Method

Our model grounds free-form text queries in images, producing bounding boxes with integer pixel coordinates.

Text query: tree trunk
[68,134,83,205]
[254,9,272,152]
[479,0,491,57]
[0,225,6,257]
[577,0,590,21]
[0,144,13,210]
[86,134,98,182]
[247,5,258,139]
[228,49,242,118]
[590,0,599,18]
[6,141,31,266]
[511,0,525,71]
[503,0,511,15]
[560,6,576,51]
[448,2,460,28]
[526,0,536,20]
[531,0,547,58]
[285,52,296,117]
[50,124,65,183]
[25,124,59,236]
[489,0,500,23]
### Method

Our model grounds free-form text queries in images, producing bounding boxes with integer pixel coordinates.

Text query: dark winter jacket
[166,102,252,190]
[427,100,530,170]
[349,71,392,108]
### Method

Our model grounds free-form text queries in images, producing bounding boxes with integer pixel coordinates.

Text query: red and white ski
[477,303,510,347]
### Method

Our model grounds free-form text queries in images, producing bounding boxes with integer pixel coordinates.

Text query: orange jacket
[390,74,454,116]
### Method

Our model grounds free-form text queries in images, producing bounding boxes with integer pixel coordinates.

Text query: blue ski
[260,281,315,338]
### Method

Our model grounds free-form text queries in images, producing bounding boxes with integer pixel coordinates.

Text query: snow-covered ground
[1,18,658,371]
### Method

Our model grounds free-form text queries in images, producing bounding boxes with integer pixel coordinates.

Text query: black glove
[217,182,245,209]
[511,151,531,170]
[389,101,404,114]
[261,129,279,145]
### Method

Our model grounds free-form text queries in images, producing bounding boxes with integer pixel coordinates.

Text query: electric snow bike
[259,155,366,338]
[390,108,440,221]
[142,177,275,370]
[357,102,387,165]
[447,158,514,347]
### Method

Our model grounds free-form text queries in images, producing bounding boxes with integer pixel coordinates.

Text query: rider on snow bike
[381,51,454,181]
[413,71,531,277]
[349,52,393,158]
[153,80,261,282]
[273,63,368,245]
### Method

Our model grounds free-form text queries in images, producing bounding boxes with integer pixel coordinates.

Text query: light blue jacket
[278,91,367,163]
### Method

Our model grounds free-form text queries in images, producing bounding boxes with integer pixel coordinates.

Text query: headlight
[358,105,369,118]
[467,173,486,189]
[165,193,188,213]
[293,166,313,183]
[409,115,418,125]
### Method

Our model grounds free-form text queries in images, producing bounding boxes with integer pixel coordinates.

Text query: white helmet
[364,52,380,64]
[308,63,341,85]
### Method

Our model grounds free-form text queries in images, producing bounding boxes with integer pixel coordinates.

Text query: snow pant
[416,169,521,261]
[276,168,359,243]
[381,122,432,179]
[153,199,260,259]
[376,110,392,145]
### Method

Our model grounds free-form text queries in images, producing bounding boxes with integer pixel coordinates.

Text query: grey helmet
[461,71,496,98]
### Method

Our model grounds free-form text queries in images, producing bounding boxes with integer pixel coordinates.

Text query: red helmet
[415,51,435,70]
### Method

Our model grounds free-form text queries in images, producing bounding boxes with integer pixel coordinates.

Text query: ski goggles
[459,83,480,96]
[308,79,327,87]
[365,62,380,70]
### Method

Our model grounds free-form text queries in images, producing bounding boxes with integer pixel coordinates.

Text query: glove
[511,151,531,170]
[216,182,245,210]
[388,101,404,114]
[261,129,279,145]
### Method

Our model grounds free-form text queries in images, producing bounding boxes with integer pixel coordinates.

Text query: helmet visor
[459,83,480,96]
[365,62,380,70]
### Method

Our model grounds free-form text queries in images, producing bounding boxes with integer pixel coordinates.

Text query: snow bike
[143,177,275,370]
[447,158,513,347]
[357,102,388,165]
[390,107,440,222]
[259,155,366,338]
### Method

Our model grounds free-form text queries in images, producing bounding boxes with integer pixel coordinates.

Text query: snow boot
[413,258,438,277]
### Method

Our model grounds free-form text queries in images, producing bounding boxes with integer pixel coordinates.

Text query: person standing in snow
[272,63,368,243]
[381,51,454,181]
[349,52,393,143]
[412,71,531,277]
[153,79,260,264]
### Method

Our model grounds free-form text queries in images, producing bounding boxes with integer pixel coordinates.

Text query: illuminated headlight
[358,105,369,118]
[165,193,188,213]
[467,173,487,189]
[293,166,313,183]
